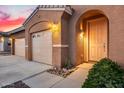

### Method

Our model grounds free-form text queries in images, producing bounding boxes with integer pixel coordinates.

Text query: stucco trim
[53,44,69,47]
[29,21,49,33]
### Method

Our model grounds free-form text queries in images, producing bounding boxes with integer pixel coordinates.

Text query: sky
[0,5,37,32]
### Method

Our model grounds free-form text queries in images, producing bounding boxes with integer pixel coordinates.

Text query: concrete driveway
[0,55,94,88]
[0,56,52,87]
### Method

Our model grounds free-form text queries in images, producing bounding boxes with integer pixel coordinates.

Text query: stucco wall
[10,30,25,39]
[69,5,124,67]
[61,12,71,67]
[24,10,70,68]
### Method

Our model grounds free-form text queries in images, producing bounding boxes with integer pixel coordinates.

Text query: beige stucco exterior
[69,5,124,67]
[9,5,124,69]
[24,7,71,68]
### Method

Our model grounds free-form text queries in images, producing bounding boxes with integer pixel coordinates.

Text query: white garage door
[15,38,25,57]
[32,31,52,65]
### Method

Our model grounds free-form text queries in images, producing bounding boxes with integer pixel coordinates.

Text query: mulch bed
[2,81,30,88]
[47,67,78,78]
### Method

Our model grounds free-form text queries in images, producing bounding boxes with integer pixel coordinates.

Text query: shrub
[82,58,124,88]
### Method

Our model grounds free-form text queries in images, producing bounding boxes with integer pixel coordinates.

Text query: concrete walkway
[23,72,63,88]
[0,56,52,87]
[23,63,93,88]
[52,63,93,88]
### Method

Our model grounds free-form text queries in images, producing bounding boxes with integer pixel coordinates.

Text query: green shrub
[82,58,124,88]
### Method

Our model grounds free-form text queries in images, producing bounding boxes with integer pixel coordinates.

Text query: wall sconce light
[1,37,4,42]
[9,38,12,41]
[48,22,59,32]
[80,22,84,39]
[80,32,84,39]
[80,22,83,31]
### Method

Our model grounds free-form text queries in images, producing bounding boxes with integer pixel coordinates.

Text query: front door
[88,17,107,61]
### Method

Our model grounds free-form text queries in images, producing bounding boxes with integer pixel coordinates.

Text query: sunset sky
[0,5,37,32]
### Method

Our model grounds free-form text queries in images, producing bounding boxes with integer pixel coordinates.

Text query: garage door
[15,38,25,57]
[32,31,52,65]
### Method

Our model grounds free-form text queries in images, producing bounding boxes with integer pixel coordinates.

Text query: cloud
[0,17,25,31]
[0,11,10,20]
[0,5,36,32]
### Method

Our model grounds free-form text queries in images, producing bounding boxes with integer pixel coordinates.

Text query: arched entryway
[76,10,109,65]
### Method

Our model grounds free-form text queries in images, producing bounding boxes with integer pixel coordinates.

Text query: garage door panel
[15,38,25,57]
[32,31,52,65]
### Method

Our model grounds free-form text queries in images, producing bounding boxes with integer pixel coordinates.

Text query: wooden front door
[88,17,107,61]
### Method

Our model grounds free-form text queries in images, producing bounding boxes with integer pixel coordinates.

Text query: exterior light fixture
[48,22,59,32]
[51,23,58,31]
[80,32,84,38]
[80,22,84,39]
[80,22,83,31]
[1,37,4,42]
[9,38,12,41]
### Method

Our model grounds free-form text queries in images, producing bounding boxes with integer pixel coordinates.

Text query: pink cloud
[0,17,25,31]
[0,5,36,32]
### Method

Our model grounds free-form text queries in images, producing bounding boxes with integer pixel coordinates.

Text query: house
[0,27,25,55]
[8,26,25,57]
[0,32,11,52]
[8,5,124,69]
